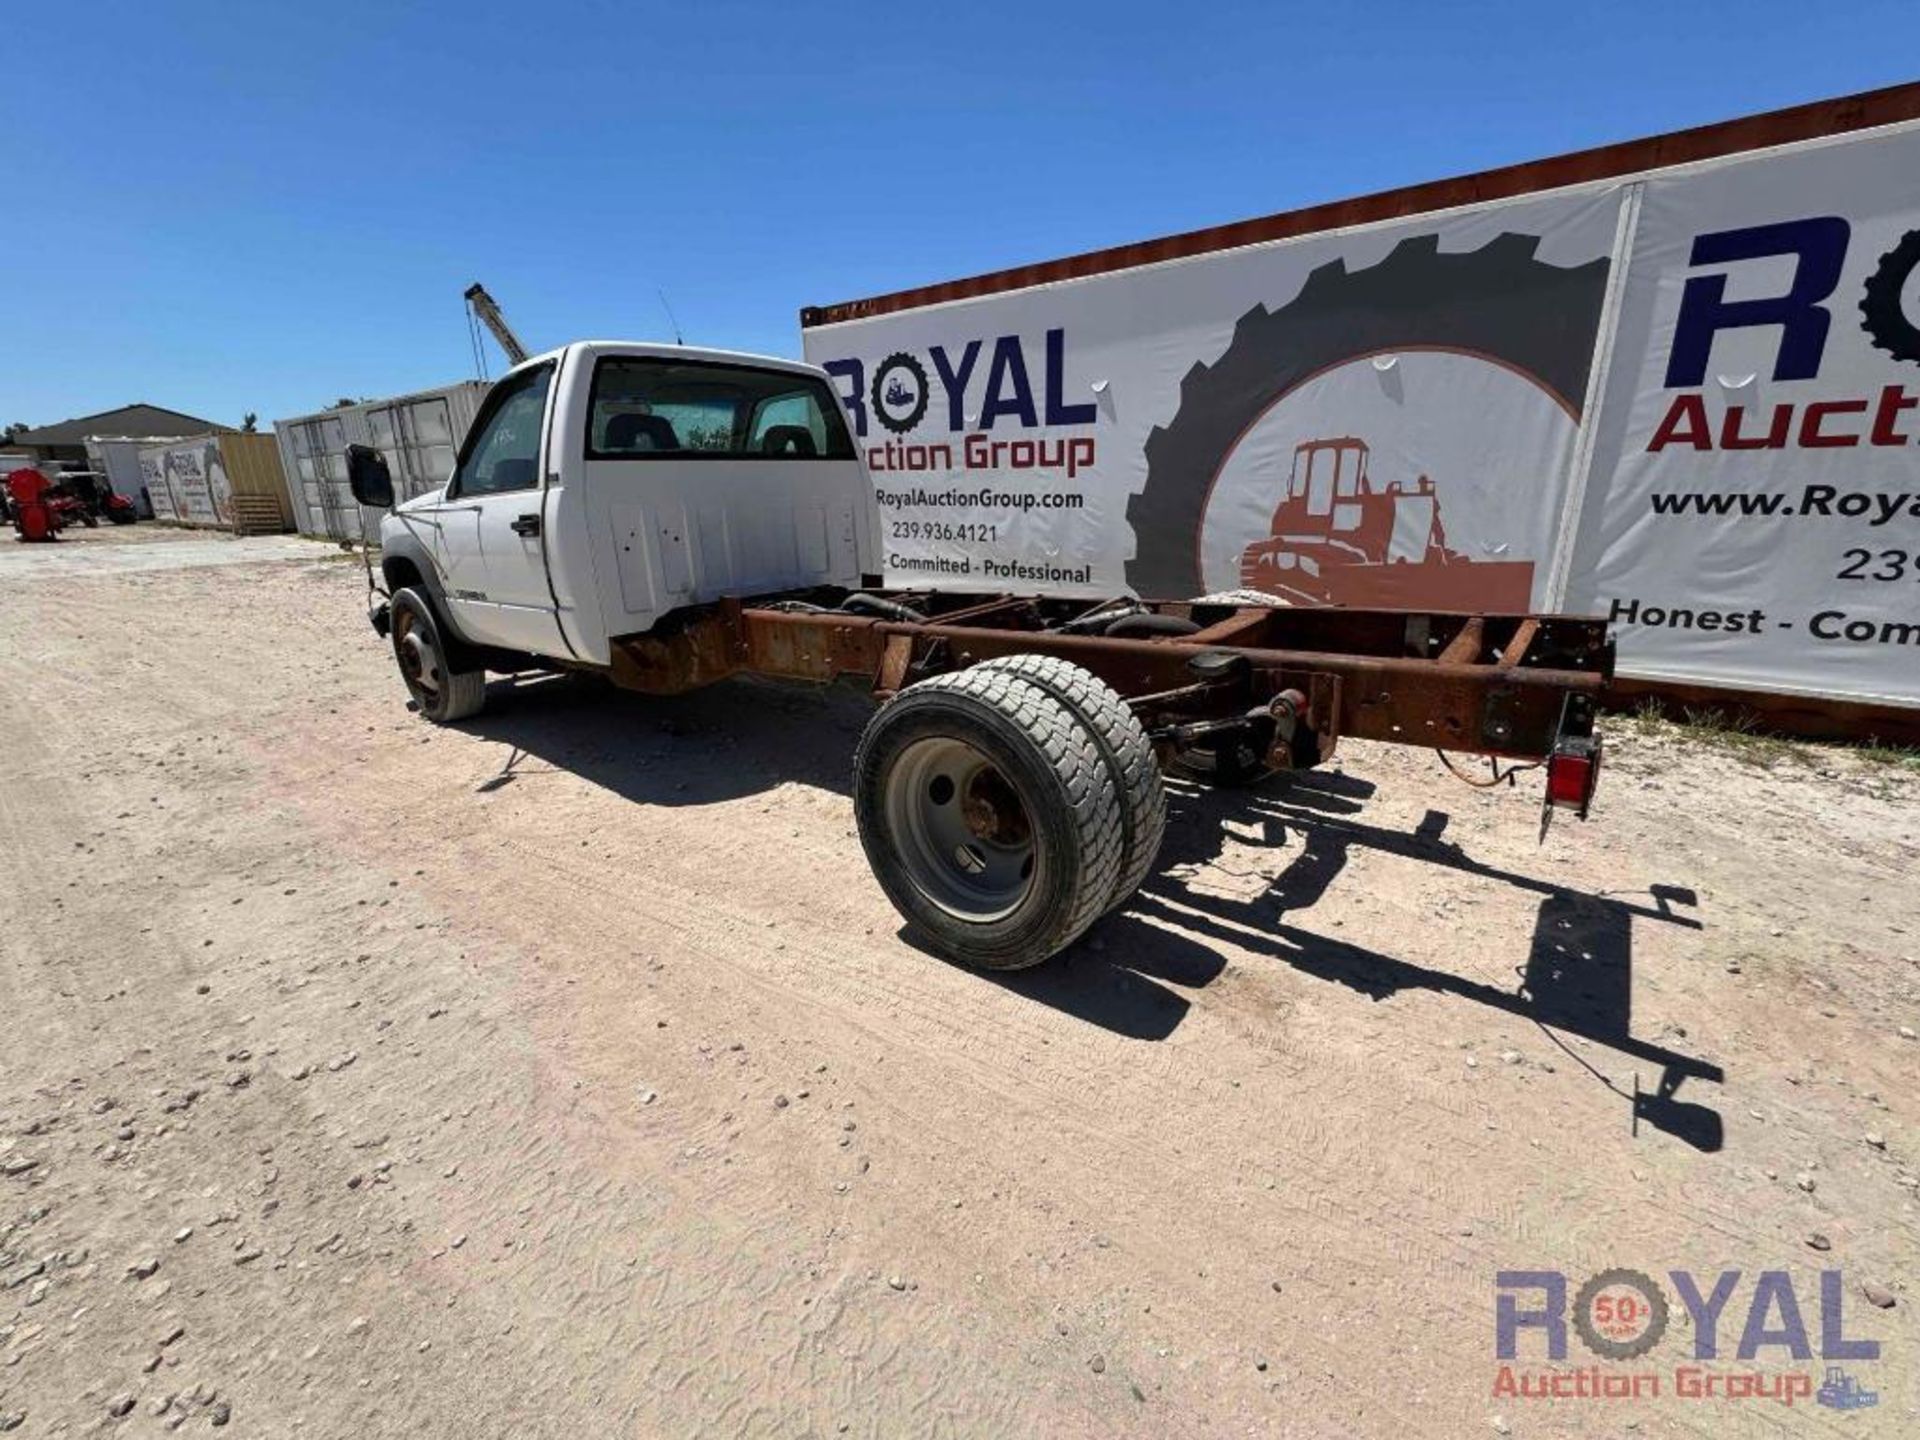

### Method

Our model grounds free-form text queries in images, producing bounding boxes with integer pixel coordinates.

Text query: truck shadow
[462,677,1725,1147]
[1118,770,1725,1151]
[909,914,1230,1044]
[463,675,1240,1043]
[457,672,870,802]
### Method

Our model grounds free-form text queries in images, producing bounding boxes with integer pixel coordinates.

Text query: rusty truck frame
[612,589,1609,783]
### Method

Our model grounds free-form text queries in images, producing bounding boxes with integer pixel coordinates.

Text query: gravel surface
[0,524,1914,1437]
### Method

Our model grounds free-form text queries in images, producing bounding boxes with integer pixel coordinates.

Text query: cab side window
[452,364,553,497]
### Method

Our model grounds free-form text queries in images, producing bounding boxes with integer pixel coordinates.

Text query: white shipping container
[273,381,488,542]
[137,446,181,521]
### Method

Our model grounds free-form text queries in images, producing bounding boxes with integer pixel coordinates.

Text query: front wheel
[389,587,487,723]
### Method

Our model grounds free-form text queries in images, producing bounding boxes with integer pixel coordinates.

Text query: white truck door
[437,361,564,653]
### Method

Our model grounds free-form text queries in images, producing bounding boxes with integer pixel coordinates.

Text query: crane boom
[463,282,529,366]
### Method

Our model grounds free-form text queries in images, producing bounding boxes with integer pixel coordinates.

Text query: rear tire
[854,669,1123,970]
[974,655,1165,913]
[389,587,486,723]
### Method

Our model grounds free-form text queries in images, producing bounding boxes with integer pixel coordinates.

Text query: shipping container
[801,81,1920,715]
[134,433,295,533]
[272,381,488,542]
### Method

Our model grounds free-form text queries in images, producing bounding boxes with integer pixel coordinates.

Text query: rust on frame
[608,594,1611,763]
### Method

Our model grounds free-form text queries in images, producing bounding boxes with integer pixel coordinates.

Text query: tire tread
[974,654,1165,911]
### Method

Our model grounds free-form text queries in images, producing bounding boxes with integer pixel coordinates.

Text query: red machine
[7,467,63,542]
[97,489,139,525]
[58,469,136,525]
[47,488,97,530]
[1238,437,1535,610]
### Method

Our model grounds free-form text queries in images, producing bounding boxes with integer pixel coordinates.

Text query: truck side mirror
[346,445,394,508]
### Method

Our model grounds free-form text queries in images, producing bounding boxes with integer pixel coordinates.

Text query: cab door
[436,361,563,653]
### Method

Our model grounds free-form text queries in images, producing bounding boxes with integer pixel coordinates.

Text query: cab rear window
[585,357,856,461]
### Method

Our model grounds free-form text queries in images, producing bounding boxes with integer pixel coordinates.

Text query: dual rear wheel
[854,659,1166,971]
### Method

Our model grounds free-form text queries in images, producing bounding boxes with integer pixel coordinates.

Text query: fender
[377,524,574,675]
[377,525,490,668]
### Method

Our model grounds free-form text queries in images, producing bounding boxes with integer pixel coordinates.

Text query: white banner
[806,120,1920,708]
[138,449,179,522]
[1564,127,1920,705]
[141,440,230,528]
[806,191,1625,609]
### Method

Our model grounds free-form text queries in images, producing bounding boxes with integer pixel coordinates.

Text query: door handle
[510,513,542,537]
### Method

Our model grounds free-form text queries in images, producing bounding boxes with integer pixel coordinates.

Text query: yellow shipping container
[136,432,294,535]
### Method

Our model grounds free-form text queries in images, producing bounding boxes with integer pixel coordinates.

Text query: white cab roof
[505,341,829,381]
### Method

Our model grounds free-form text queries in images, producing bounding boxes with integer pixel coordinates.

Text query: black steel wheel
[389,587,486,723]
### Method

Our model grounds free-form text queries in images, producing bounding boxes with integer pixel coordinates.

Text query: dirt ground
[1,524,1914,1439]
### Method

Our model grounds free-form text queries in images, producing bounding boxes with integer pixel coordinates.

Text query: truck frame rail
[607,591,1612,775]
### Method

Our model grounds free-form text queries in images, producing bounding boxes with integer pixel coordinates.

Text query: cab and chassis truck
[351,341,1610,971]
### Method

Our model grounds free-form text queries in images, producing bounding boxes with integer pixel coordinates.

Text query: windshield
[585,356,856,461]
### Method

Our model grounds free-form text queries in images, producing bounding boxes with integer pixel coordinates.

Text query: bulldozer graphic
[1815,1365,1879,1411]
[1237,436,1535,610]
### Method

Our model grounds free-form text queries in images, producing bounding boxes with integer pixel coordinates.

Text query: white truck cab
[370,341,876,671]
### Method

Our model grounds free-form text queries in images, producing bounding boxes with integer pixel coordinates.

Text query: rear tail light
[1546,742,1601,819]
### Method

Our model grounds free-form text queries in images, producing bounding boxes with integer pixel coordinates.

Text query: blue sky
[2,1,1911,429]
